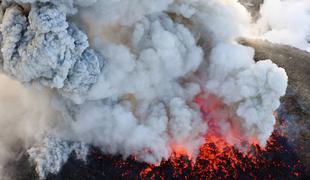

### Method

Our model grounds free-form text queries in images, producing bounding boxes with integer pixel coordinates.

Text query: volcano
[5,94,310,179]
[0,0,309,179]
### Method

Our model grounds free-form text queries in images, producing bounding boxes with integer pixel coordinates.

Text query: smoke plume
[255,0,310,51]
[0,0,289,179]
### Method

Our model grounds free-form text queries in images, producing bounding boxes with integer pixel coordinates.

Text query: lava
[133,132,303,179]
[47,131,304,179]
[194,92,262,149]
[46,92,306,179]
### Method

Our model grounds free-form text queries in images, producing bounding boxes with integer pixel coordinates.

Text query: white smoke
[28,136,88,178]
[207,43,287,147]
[0,0,289,179]
[255,0,310,51]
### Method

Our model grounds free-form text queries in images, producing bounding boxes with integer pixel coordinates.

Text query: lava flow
[47,93,306,180]
[50,131,304,179]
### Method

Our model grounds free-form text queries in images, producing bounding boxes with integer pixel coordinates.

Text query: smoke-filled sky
[0,0,308,179]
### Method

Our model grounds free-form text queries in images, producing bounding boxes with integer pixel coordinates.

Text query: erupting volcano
[36,93,305,179]
[41,130,305,179]
[0,0,309,179]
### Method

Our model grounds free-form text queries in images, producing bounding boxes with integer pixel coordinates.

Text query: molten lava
[49,93,305,179]
[138,133,303,179]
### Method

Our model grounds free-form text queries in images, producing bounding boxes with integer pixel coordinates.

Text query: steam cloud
[0,0,290,179]
[255,0,310,51]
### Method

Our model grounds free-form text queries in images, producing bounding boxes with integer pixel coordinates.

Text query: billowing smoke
[0,0,289,179]
[255,0,310,51]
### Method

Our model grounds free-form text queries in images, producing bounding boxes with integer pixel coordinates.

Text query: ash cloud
[0,0,289,179]
[0,2,102,103]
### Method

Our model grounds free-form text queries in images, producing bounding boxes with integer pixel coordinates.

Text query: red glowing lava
[194,92,262,150]
[50,93,306,179]
[136,92,305,179]
[135,133,304,179]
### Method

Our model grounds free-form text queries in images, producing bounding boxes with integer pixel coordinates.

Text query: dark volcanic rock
[239,0,264,21]
[3,153,38,180]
